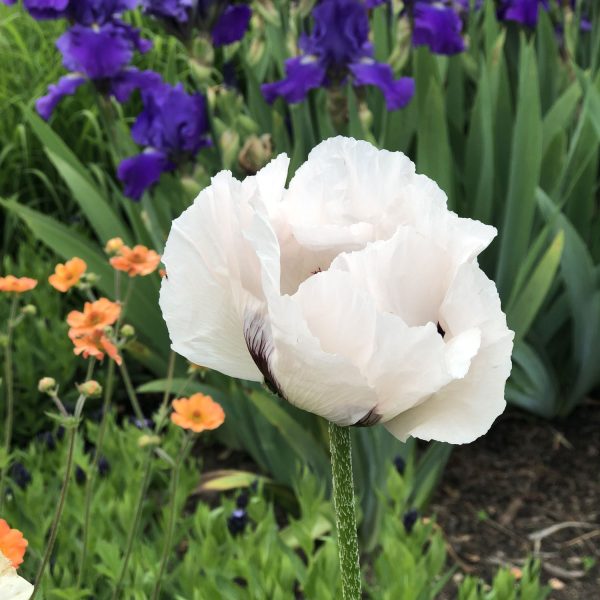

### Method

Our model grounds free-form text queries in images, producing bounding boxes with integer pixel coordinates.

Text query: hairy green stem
[151,434,191,600]
[77,358,116,587]
[0,295,18,511]
[329,422,361,600]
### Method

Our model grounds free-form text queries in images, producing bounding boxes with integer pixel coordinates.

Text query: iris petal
[211,5,252,46]
[117,150,171,201]
[36,74,86,120]
[350,60,414,110]
[262,56,326,104]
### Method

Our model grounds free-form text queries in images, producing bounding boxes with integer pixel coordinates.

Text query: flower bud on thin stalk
[159,137,514,598]
[30,358,96,599]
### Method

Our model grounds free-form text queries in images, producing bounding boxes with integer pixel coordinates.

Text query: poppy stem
[329,422,361,600]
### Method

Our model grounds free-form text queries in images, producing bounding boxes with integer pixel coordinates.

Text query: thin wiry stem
[110,451,153,600]
[0,295,18,511]
[151,434,192,600]
[77,358,116,587]
[119,359,145,423]
[31,359,95,598]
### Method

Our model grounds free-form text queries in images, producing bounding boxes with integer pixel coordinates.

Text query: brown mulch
[430,401,600,599]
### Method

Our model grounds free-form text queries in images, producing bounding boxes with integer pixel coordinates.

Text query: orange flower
[67,298,121,336]
[170,393,225,433]
[110,245,161,277]
[70,329,122,365]
[48,257,87,292]
[0,276,37,294]
[0,519,28,569]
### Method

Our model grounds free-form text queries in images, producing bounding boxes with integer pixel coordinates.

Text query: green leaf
[249,390,328,477]
[198,470,270,492]
[506,341,559,418]
[465,62,495,222]
[24,108,130,243]
[537,189,600,414]
[415,58,454,208]
[495,41,543,297]
[506,229,564,339]
[541,81,581,155]
[410,442,452,508]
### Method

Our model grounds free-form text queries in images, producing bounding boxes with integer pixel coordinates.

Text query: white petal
[331,227,452,327]
[385,264,514,444]
[247,153,290,217]
[285,136,416,227]
[266,291,377,426]
[444,327,481,379]
[160,169,283,381]
[0,570,34,600]
[290,269,468,423]
[292,270,378,370]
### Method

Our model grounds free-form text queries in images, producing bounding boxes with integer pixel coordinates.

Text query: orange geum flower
[110,245,161,277]
[0,519,28,569]
[67,298,121,336]
[70,329,122,365]
[48,257,87,292]
[0,276,37,294]
[170,393,225,433]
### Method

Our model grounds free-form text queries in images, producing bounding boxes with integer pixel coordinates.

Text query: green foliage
[3,415,548,599]
[138,377,451,548]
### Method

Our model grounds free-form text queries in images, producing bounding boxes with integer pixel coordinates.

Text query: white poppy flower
[160,137,513,444]
[0,553,34,600]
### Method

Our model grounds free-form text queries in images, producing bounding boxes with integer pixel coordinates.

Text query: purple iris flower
[35,21,153,119]
[412,2,466,55]
[142,0,192,21]
[11,0,138,22]
[262,0,414,111]
[211,4,251,46]
[19,0,69,20]
[118,81,211,200]
[498,0,549,28]
[141,0,251,46]
[56,23,147,80]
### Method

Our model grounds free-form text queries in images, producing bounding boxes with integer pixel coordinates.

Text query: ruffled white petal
[331,227,451,327]
[384,263,513,444]
[160,168,285,381]
[285,136,417,227]
[0,555,34,600]
[267,289,377,426]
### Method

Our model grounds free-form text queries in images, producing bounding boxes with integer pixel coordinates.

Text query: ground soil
[430,401,600,600]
